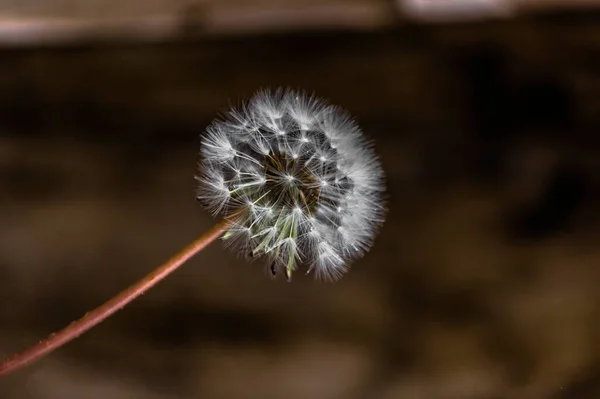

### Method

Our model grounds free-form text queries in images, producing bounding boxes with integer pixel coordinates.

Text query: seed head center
[263,151,320,214]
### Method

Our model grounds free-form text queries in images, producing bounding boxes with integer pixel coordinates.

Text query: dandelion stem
[0,218,232,378]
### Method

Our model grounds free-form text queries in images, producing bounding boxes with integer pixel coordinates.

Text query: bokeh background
[1,0,599,398]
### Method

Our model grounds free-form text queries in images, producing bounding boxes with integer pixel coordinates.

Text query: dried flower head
[196,88,386,281]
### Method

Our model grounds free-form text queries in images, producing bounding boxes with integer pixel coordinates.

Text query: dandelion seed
[197,88,386,280]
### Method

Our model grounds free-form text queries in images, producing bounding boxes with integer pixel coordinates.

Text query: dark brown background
[1,7,600,399]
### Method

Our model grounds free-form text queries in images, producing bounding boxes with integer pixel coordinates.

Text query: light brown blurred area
[0,0,596,45]
[0,1,600,398]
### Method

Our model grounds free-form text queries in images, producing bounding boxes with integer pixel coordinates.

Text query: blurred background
[0,0,599,398]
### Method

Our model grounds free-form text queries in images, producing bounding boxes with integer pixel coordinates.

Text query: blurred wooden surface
[0,0,597,20]
[0,0,597,45]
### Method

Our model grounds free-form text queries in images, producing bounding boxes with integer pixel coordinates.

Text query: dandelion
[197,88,386,281]
[0,88,386,377]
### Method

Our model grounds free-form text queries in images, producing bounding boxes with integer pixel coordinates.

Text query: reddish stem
[0,219,231,378]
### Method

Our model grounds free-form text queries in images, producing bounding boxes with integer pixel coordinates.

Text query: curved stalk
[0,219,231,378]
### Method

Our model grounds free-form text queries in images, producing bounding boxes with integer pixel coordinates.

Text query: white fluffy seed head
[196,88,386,281]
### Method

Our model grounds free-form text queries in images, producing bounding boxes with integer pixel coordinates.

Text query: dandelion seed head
[197,88,386,281]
